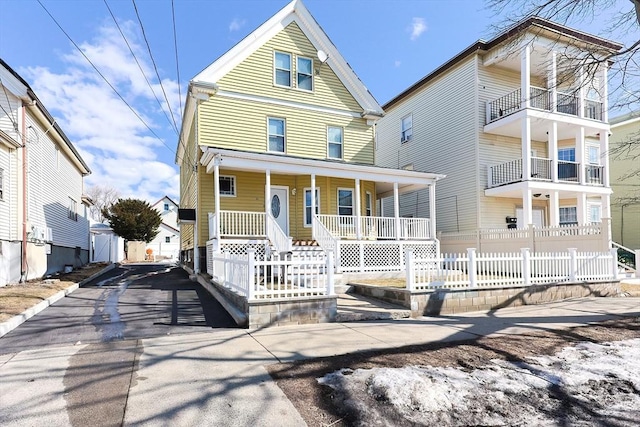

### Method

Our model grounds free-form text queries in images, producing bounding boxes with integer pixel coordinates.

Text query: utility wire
[103,0,179,136]
[36,0,187,164]
[171,0,183,122]
[132,0,180,135]
[0,78,20,132]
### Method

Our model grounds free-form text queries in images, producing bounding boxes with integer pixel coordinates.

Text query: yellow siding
[179,120,197,251]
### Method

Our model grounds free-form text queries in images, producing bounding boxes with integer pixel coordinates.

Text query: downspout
[193,100,199,275]
[20,103,28,281]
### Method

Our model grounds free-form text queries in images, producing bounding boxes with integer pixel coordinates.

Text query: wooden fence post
[467,248,478,287]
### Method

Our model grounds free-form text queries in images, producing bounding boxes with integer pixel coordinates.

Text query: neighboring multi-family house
[0,58,92,285]
[609,111,640,251]
[176,0,444,276]
[376,18,623,253]
[146,195,180,259]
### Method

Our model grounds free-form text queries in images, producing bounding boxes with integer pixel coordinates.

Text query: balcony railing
[488,158,604,188]
[558,160,578,182]
[585,164,604,185]
[486,86,604,124]
[316,214,432,240]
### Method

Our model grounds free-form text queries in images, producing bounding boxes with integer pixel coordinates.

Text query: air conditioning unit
[32,226,46,241]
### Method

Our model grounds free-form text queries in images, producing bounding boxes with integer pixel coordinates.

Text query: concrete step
[336,293,411,322]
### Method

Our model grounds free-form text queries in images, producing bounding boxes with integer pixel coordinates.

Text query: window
[337,189,353,216]
[588,203,602,223]
[304,188,320,227]
[165,236,171,243]
[297,57,313,91]
[0,168,4,201]
[274,52,291,87]
[68,197,78,221]
[268,118,285,153]
[365,192,372,216]
[558,148,575,162]
[327,126,343,159]
[588,146,600,165]
[401,114,412,143]
[219,176,236,197]
[559,206,577,226]
[164,203,169,211]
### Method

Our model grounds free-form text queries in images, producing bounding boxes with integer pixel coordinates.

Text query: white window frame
[164,202,169,211]
[558,147,576,162]
[587,144,600,165]
[327,126,343,159]
[68,197,78,221]
[337,188,354,216]
[365,191,373,216]
[296,56,313,91]
[401,114,413,143]
[303,188,320,227]
[165,236,171,243]
[274,51,292,87]
[0,167,4,201]
[219,175,236,197]
[588,201,602,224]
[267,117,286,153]
[559,206,577,226]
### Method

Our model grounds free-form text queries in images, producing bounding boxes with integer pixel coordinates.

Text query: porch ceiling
[485,180,612,199]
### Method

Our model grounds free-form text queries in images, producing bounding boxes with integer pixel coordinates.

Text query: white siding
[376,56,478,232]
[0,145,12,240]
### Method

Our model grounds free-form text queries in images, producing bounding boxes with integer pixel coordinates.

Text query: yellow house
[177,0,444,275]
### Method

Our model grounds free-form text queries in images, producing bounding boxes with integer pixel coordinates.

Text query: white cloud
[394,60,402,68]
[229,18,246,32]
[22,20,181,203]
[408,17,427,41]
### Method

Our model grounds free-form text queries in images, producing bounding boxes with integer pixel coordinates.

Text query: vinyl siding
[179,121,197,251]
[376,56,478,232]
[0,145,12,240]
[0,89,20,144]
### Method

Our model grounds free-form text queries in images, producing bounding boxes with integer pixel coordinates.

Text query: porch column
[548,51,557,112]
[214,156,221,239]
[577,192,587,225]
[602,193,612,245]
[600,63,608,122]
[310,173,316,239]
[429,183,436,239]
[522,188,533,228]
[393,183,401,239]
[549,121,558,182]
[522,117,532,180]
[549,190,560,227]
[576,127,586,184]
[354,178,362,240]
[601,128,610,187]
[521,44,531,109]
[265,169,271,216]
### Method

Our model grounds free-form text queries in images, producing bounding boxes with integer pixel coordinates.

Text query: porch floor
[336,293,410,322]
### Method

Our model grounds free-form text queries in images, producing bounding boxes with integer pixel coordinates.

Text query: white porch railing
[406,248,618,291]
[317,214,432,240]
[399,217,432,239]
[207,247,334,300]
[266,213,292,253]
[209,211,266,239]
[312,215,338,254]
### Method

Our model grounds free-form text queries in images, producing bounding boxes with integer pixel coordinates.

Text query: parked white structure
[375,18,623,253]
[0,58,92,285]
[146,195,180,259]
[90,222,125,263]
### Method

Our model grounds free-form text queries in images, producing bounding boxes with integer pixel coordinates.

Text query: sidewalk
[1,296,639,426]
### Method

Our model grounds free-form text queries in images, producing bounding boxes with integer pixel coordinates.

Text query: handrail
[266,213,292,253]
[312,215,337,254]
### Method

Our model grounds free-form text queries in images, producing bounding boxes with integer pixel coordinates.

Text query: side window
[337,189,354,216]
[68,197,78,221]
[401,114,412,143]
[365,192,372,216]
[559,206,577,226]
[297,57,313,91]
[268,118,286,153]
[274,52,291,87]
[219,176,236,197]
[304,188,320,226]
[327,126,343,159]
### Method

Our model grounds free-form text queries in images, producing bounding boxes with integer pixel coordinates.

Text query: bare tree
[86,185,121,223]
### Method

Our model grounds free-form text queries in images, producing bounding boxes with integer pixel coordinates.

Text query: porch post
[214,156,221,239]
[600,127,610,187]
[522,117,532,180]
[576,127,586,185]
[600,63,608,122]
[577,192,587,226]
[578,65,585,119]
[549,121,558,182]
[393,182,401,239]
[522,188,533,228]
[429,183,436,239]
[265,169,271,216]
[355,178,362,240]
[310,173,316,239]
[521,44,531,109]
[549,190,560,227]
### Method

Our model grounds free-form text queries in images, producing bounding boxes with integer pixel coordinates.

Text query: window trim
[303,187,320,228]
[219,175,237,198]
[559,206,578,226]
[267,117,286,153]
[587,201,602,224]
[165,236,171,243]
[337,187,354,216]
[0,167,4,201]
[365,192,373,216]
[273,51,292,88]
[68,197,78,221]
[296,56,314,92]
[401,114,413,143]
[327,125,343,160]
[558,147,576,162]
[587,144,600,165]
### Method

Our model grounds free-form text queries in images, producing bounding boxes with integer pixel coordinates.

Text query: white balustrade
[218,210,266,237]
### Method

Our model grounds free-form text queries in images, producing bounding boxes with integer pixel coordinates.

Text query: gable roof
[383,16,623,110]
[152,195,179,209]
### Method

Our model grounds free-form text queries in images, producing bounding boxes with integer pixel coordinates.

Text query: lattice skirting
[338,241,438,272]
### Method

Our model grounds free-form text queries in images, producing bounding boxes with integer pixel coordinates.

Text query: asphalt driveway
[0,263,237,355]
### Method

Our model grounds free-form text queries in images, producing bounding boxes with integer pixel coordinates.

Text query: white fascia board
[201,147,444,185]
[0,66,28,99]
[485,181,612,197]
[611,115,640,128]
[0,129,20,148]
[176,96,196,165]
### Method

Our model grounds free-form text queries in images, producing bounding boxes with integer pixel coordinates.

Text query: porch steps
[336,293,411,322]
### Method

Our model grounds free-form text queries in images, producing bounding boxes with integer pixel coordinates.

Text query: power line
[171,0,183,122]
[103,0,179,136]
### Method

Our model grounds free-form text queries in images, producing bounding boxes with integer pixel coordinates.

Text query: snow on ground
[318,339,640,426]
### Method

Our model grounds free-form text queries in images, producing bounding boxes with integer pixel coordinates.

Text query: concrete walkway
[1,297,639,426]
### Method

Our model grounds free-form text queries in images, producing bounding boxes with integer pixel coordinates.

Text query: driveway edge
[0,263,118,338]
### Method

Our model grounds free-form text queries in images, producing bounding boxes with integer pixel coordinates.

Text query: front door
[270,186,289,235]
[516,208,544,229]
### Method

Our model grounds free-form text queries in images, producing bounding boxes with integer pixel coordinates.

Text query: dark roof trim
[383,17,623,110]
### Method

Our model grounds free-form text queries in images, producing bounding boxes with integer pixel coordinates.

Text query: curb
[0,263,118,338]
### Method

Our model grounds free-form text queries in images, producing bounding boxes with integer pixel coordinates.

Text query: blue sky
[0,0,634,203]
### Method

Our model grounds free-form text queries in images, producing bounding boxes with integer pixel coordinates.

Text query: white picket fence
[406,248,619,291]
[207,247,334,300]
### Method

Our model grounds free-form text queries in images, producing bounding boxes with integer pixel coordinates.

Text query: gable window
[274,52,291,87]
[559,206,577,226]
[68,197,78,221]
[365,192,372,216]
[0,168,4,201]
[304,188,320,227]
[219,176,236,197]
[327,126,343,159]
[268,118,286,152]
[297,57,313,91]
[401,114,412,143]
[165,236,171,243]
[164,202,169,211]
[337,188,353,216]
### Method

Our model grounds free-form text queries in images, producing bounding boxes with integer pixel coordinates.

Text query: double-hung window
[401,114,412,143]
[219,176,236,197]
[559,206,577,226]
[0,168,4,201]
[327,126,343,159]
[268,118,286,153]
[165,236,171,243]
[337,189,354,216]
[297,57,313,91]
[304,188,320,227]
[68,197,78,221]
[274,52,291,87]
[365,192,372,216]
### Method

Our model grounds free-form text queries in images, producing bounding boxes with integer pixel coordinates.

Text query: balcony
[488,157,604,188]
[486,86,603,125]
